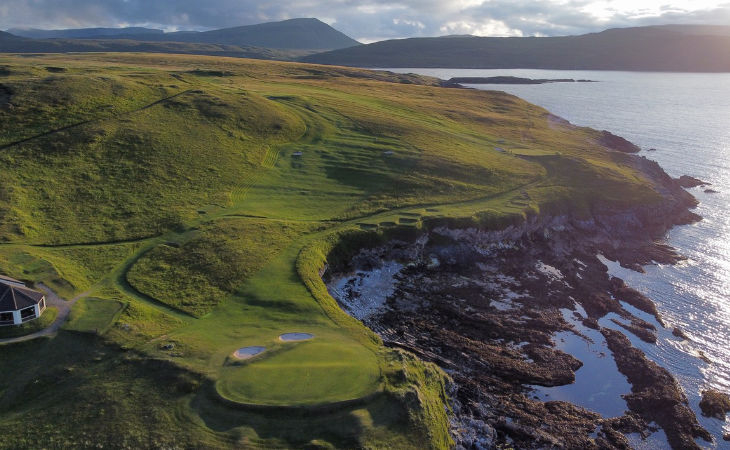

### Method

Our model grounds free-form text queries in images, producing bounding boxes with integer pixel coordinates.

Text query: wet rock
[677,175,709,188]
[609,277,662,324]
[704,189,719,194]
[599,130,641,153]
[698,351,712,364]
[699,389,730,420]
[610,318,657,344]
[672,327,688,340]
[723,433,730,441]
[602,328,712,448]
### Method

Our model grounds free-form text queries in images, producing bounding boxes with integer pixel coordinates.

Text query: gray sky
[2,0,730,42]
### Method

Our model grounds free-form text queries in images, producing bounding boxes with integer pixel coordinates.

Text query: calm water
[386,68,730,444]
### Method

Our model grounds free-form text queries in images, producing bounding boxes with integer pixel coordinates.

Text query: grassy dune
[0,53,664,448]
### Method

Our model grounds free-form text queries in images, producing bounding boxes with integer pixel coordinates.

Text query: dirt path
[0,284,91,345]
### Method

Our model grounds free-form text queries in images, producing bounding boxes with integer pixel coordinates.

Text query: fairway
[0,53,667,448]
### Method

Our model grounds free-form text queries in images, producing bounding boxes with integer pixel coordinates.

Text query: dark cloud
[1,0,729,41]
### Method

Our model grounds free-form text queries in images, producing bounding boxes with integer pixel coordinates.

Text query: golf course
[0,53,663,448]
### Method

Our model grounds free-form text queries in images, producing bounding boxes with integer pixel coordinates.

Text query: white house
[0,276,47,326]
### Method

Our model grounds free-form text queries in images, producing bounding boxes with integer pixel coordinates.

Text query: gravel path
[0,284,90,345]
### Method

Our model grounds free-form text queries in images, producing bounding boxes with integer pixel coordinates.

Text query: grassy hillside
[303,25,730,72]
[0,53,664,448]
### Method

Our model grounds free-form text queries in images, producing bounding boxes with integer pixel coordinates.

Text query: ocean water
[386,68,730,445]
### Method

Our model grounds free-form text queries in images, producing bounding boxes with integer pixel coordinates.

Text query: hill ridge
[303,24,730,72]
[4,18,360,51]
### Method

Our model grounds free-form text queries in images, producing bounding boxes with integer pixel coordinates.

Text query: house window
[20,306,36,321]
[0,312,13,324]
[40,298,46,310]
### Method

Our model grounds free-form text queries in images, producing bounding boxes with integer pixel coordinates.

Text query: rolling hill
[303,25,730,72]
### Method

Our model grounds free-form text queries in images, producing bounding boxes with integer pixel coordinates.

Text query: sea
[385,68,730,447]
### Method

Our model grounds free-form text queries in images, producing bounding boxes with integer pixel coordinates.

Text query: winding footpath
[0,284,90,345]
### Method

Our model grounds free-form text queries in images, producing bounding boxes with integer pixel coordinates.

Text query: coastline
[324,150,712,448]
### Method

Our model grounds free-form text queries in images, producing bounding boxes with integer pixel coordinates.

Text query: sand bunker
[232,346,266,360]
[279,332,314,341]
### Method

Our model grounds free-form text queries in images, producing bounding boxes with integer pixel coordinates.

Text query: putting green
[216,339,380,406]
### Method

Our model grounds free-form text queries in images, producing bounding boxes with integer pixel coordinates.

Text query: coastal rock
[324,139,708,447]
[677,175,709,188]
[601,328,712,448]
[598,130,641,153]
[672,327,688,340]
[327,213,707,447]
[609,277,662,324]
[446,76,596,85]
[704,189,718,194]
[699,389,730,420]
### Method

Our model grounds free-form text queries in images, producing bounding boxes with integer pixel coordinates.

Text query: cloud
[1,0,729,41]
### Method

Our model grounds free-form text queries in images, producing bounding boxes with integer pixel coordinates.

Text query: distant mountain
[653,24,730,36]
[5,18,360,51]
[0,34,305,61]
[8,27,164,39]
[163,18,360,50]
[0,30,21,41]
[303,25,730,72]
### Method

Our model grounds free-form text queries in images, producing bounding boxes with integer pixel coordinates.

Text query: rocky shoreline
[324,156,717,448]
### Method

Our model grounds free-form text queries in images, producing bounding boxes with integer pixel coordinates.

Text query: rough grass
[64,297,125,334]
[126,218,312,317]
[0,53,670,449]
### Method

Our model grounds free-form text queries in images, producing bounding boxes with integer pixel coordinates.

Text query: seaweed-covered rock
[699,389,730,420]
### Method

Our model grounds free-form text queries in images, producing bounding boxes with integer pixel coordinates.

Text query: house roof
[0,283,44,312]
[0,274,24,286]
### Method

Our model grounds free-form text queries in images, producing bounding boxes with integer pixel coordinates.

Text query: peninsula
[0,53,707,449]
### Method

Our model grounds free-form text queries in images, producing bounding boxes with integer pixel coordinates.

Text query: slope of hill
[0,30,21,41]
[8,26,164,39]
[0,35,304,60]
[5,18,360,51]
[303,25,730,72]
[0,53,685,448]
[166,18,360,50]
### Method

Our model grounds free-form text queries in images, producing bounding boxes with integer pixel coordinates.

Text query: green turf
[0,52,669,448]
[64,297,125,334]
